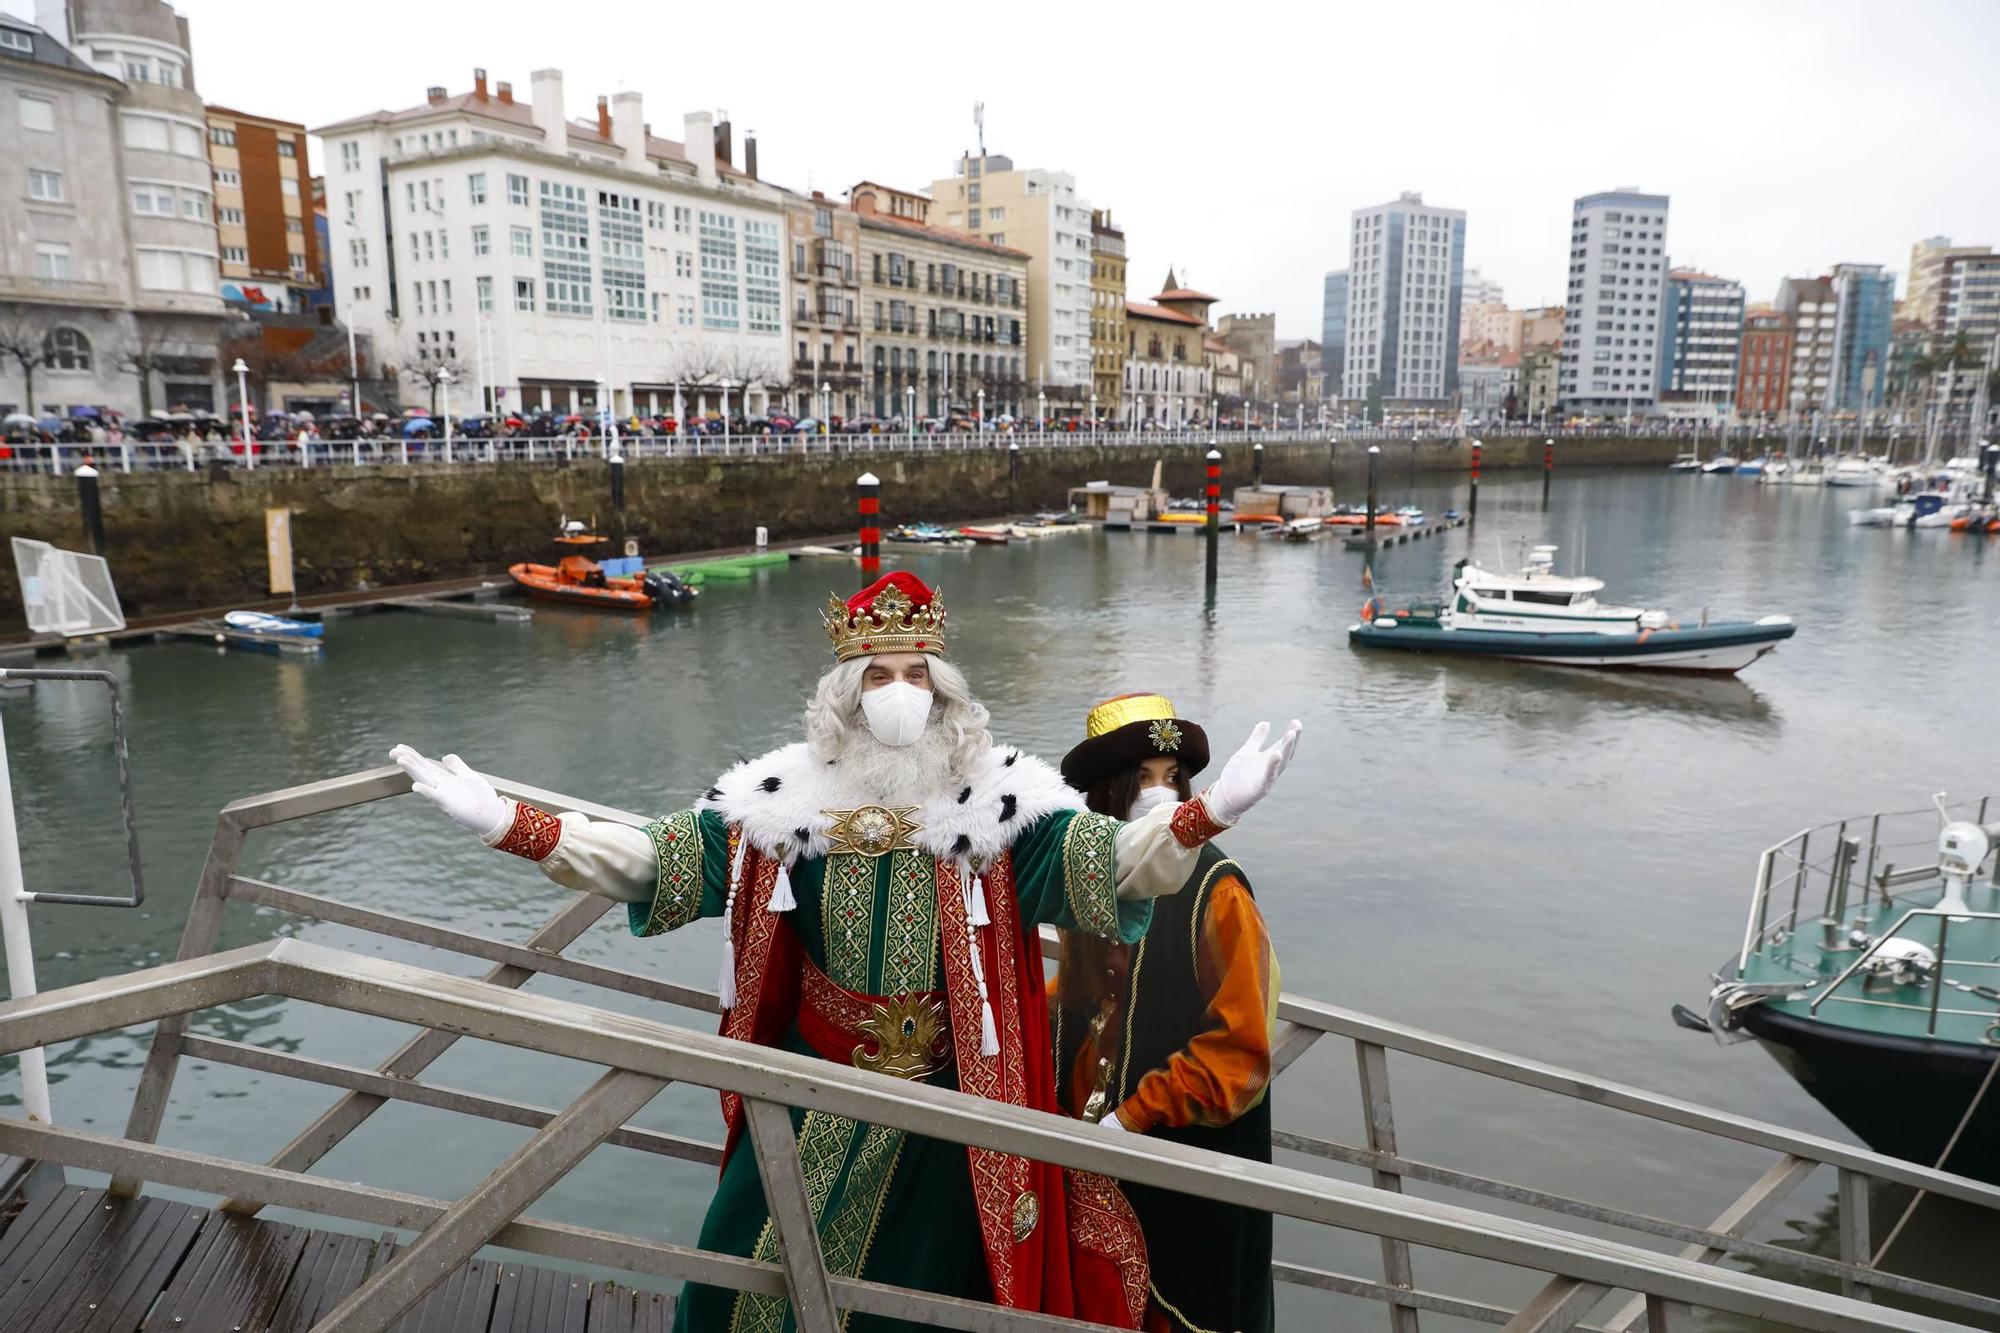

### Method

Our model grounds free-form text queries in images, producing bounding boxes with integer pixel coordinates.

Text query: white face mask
[860,679,934,748]
[1126,783,1180,822]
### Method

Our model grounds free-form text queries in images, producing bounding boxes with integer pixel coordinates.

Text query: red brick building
[205,105,320,310]
[1735,306,1793,419]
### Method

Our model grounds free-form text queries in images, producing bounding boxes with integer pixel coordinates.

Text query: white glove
[391,744,511,841]
[1094,1111,1132,1135]
[1201,720,1302,827]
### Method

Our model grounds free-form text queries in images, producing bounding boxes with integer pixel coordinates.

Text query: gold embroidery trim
[822,851,877,991]
[880,848,939,997]
[730,1110,864,1333]
[633,810,704,938]
[1060,811,1121,939]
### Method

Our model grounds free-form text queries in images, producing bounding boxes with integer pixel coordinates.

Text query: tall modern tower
[1559,188,1670,416]
[1320,269,1347,397]
[1343,193,1465,404]
[1827,262,1894,412]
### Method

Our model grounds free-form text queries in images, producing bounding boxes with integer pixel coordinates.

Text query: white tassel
[767,861,796,912]
[979,996,1000,1057]
[717,934,737,1009]
[969,870,991,928]
[717,835,750,1010]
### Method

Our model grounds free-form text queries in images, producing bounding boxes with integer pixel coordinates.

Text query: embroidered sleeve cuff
[1168,794,1231,848]
[487,800,564,862]
[627,809,706,938]
[1059,811,1122,938]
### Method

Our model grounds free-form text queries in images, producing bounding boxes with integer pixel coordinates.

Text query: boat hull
[1737,1000,2000,1183]
[1347,619,1794,674]
[508,563,654,611]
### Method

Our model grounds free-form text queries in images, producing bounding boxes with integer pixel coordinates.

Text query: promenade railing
[1,766,1997,1331]
[0,421,1945,476]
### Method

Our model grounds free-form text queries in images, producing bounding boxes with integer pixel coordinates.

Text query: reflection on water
[2,467,1997,1316]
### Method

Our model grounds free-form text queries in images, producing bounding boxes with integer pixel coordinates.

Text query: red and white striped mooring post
[1204,447,1222,594]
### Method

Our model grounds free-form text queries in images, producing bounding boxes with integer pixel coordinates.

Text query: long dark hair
[1059,763,1195,1010]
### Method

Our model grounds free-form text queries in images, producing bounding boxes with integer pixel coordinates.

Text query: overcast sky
[19,0,2000,337]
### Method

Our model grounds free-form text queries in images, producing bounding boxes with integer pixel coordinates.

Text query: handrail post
[1357,1040,1421,1333]
[745,1097,841,1333]
[1837,1168,1873,1301]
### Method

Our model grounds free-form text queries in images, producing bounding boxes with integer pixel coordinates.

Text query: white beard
[827,717,961,808]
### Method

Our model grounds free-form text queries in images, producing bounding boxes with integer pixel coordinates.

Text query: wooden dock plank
[490,1264,589,1333]
[387,1255,500,1333]
[0,1186,117,1326]
[147,1211,308,1333]
[266,1227,381,1331]
[586,1283,675,1333]
[47,1194,204,1333]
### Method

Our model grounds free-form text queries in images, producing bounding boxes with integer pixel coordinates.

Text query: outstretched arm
[390,745,728,934]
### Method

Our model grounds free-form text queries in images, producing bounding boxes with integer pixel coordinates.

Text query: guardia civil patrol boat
[1684,794,2000,1182]
[1346,545,1796,674]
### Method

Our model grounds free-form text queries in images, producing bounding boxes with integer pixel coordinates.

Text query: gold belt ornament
[823,804,924,858]
[853,992,951,1080]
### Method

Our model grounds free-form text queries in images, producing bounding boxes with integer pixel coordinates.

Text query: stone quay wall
[0,434,1682,628]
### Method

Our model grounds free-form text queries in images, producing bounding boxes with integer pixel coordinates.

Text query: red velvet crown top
[823,572,947,660]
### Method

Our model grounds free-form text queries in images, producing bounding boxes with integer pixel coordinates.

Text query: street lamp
[1089,391,1097,438]
[820,382,830,436]
[904,385,916,442]
[439,366,455,464]
[1037,390,1047,433]
[232,357,254,470]
[720,379,733,439]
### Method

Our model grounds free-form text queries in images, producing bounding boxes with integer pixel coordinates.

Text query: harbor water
[4,466,1997,1326]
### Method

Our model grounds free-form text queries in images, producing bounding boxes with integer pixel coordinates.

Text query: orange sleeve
[1116,875,1278,1133]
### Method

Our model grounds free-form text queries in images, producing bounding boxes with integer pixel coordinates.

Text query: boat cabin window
[1513,589,1577,606]
[1471,587,1507,600]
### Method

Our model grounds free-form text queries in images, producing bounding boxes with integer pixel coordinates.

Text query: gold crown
[822,584,948,661]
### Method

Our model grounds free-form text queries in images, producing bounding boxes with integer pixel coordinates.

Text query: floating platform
[0,1183,674,1333]
[662,552,791,584]
[381,596,533,622]
[1340,515,1469,550]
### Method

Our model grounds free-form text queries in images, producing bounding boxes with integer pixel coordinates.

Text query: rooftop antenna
[973,101,985,157]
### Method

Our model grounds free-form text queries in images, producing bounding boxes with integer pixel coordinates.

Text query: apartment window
[814,207,831,237]
[42,326,90,370]
[131,183,176,214]
[675,250,692,279]
[349,237,368,267]
[136,247,216,292]
[645,200,664,230]
[277,140,296,158]
[343,190,360,216]
[468,172,486,205]
[441,278,452,312]
[219,207,244,225]
[209,126,236,146]
[539,179,593,315]
[472,224,489,255]
[477,275,492,312]
[0,29,31,54]
[698,209,739,330]
[219,244,247,263]
[286,218,303,234]
[968,209,980,229]
[181,191,208,221]
[289,251,306,272]
[341,141,360,170]
[676,295,694,326]
[510,224,532,257]
[18,95,54,133]
[215,169,240,187]
[28,169,64,202]
[280,178,299,197]
[514,276,535,311]
[438,229,449,260]
[673,205,691,234]
[33,242,71,280]
[353,285,370,302]
[507,173,528,205]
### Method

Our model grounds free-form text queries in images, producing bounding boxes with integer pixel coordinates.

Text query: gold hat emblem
[1148,719,1183,753]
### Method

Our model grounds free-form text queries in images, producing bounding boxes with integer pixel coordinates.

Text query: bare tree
[0,304,52,416]
[396,338,469,416]
[117,320,198,419]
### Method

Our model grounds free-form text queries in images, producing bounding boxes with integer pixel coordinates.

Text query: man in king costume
[392,571,1302,1332]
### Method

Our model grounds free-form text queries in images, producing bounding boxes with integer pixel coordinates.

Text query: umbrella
[37,418,63,431]
[402,408,431,419]
[401,418,434,438]
[504,416,525,428]
[3,413,35,426]
[370,413,390,421]
[69,405,102,419]
[296,410,316,421]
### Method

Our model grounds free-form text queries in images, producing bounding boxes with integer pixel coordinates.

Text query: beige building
[1904,235,1990,327]
[205,104,318,311]
[850,180,1029,421]
[1214,309,1276,414]
[1124,281,1215,427]
[782,189,862,421]
[928,152,1092,408]
[1088,207,1125,422]
[1206,336,1243,410]
[1518,305,1564,350]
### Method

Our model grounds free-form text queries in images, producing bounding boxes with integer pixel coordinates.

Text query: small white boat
[222,610,323,639]
[1736,456,1768,476]
[1701,455,1739,475]
[1847,507,1900,527]
[1758,460,1792,485]
[1826,458,1881,488]
[1789,459,1828,487]
[1668,453,1702,473]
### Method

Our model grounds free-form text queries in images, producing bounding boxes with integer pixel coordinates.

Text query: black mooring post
[1252,440,1264,488]
[1542,437,1554,507]
[1468,438,1481,520]
[75,463,106,556]
[1009,440,1020,510]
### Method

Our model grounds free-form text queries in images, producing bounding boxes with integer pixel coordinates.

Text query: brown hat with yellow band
[1059,693,1211,792]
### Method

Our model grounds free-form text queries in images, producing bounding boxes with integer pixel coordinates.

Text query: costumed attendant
[1054,694,1280,1333]
[392,573,1301,1333]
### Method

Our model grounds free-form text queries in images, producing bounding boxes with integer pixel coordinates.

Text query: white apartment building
[316,69,791,420]
[1343,192,1466,404]
[1775,276,1835,420]
[2,0,226,417]
[930,154,1093,402]
[1559,189,1669,416]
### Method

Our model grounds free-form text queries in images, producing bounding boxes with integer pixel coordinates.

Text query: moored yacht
[1348,545,1796,674]
[1701,454,1739,475]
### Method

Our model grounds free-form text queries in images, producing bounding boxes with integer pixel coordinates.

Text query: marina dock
[1341,514,1469,550]
[156,621,323,655]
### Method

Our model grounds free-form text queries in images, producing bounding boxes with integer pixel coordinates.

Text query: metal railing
[8,766,2000,1332]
